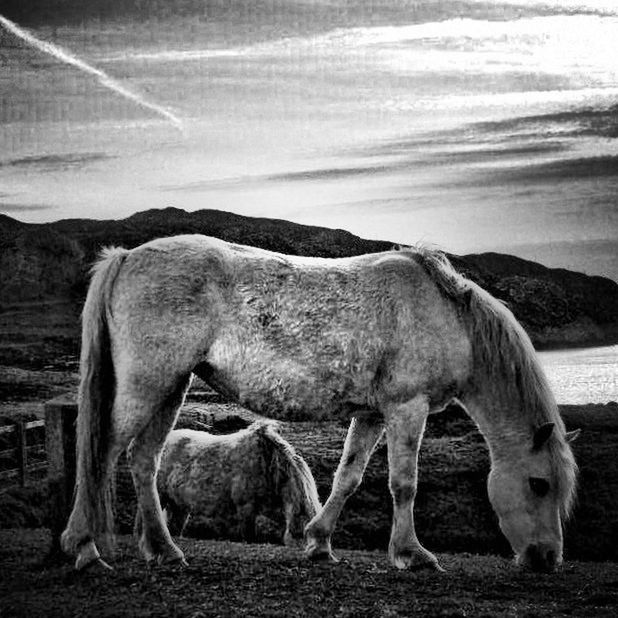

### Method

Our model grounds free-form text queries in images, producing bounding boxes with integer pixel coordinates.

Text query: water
[539,345,618,404]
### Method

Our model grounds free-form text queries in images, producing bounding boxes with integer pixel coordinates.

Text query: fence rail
[0,418,47,489]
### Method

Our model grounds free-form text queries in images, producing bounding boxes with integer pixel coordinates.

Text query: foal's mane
[249,421,321,519]
[408,248,577,516]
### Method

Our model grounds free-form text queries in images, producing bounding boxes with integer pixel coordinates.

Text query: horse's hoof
[402,559,445,573]
[391,549,444,572]
[156,554,188,568]
[305,547,339,563]
[393,558,444,572]
[76,556,114,572]
[75,541,113,572]
[313,551,339,563]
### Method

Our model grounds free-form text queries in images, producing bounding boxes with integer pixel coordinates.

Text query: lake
[539,344,618,404]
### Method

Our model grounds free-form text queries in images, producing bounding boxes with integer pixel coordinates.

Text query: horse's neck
[462,387,531,460]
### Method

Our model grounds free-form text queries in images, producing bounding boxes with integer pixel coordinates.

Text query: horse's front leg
[127,376,192,566]
[305,415,384,561]
[385,396,443,571]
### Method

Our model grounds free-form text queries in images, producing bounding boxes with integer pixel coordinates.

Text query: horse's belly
[198,338,377,421]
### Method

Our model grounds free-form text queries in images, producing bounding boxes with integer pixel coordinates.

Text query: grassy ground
[2,529,618,618]
[1,301,618,615]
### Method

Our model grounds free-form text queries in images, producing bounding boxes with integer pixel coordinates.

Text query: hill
[1,207,617,351]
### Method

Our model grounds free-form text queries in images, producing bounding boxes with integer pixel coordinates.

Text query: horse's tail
[70,246,129,551]
[252,421,321,521]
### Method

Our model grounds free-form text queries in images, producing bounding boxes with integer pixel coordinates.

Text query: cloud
[472,105,618,141]
[159,163,403,193]
[473,155,618,185]
[0,15,183,129]
[266,164,398,183]
[0,152,114,172]
[0,203,54,213]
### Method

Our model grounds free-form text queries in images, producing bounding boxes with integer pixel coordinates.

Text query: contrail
[0,14,183,129]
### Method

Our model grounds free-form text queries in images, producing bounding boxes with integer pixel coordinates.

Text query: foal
[134,421,320,546]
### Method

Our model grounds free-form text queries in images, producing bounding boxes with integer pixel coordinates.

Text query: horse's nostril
[525,544,556,572]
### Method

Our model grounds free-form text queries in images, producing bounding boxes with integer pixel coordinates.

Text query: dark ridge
[0,213,26,232]
[2,207,617,349]
[450,251,618,341]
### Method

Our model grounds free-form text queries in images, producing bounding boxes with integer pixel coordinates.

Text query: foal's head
[487,423,578,572]
[257,422,321,547]
[279,468,321,548]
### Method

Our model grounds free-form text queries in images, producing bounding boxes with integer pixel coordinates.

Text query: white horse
[134,421,320,546]
[61,235,578,572]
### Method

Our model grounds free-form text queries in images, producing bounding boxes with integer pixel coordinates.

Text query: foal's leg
[128,375,192,565]
[385,396,442,571]
[305,415,384,561]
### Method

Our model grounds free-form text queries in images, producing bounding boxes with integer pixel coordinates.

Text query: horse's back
[107,235,471,420]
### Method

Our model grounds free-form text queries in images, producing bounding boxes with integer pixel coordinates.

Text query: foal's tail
[62,247,129,554]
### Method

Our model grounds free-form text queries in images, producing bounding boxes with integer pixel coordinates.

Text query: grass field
[1,299,618,616]
[2,529,618,617]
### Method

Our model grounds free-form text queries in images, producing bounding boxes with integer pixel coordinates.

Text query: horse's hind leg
[305,415,383,561]
[128,375,192,565]
[385,396,442,571]
[64,430,134,571]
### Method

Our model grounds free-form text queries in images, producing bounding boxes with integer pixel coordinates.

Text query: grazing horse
[133,421,320,546]
[61,235,578,572]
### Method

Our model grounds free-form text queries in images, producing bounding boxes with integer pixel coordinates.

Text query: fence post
[44,395,77,560]
[16,419,27,487]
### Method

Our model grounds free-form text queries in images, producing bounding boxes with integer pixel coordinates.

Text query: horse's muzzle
[519,543,561,573]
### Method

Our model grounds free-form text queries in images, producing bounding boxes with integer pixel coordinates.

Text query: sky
[0,1,617,279]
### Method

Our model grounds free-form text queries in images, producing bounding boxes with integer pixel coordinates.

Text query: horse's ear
[566,429,581,443]
[532,422,555,451]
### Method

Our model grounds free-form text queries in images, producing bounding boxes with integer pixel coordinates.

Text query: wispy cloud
[0,14,183,129]
[266,164,399,182]
[0,203,54,213]
[0,152,114,172]
[158,163,406,194]
[472,105,618,140]
[475,155,618,185]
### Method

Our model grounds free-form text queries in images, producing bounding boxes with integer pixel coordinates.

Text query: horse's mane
[408,247,577,517]
[248,421,321,519]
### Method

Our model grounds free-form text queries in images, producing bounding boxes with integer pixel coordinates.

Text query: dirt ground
[2,529,618,618]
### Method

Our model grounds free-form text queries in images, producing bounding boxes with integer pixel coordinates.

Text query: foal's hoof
[75,541,114,572]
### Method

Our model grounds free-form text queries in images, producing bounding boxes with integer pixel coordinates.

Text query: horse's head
[487,423,579,572]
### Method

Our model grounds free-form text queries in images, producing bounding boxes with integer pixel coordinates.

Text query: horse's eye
[529,477,550,497]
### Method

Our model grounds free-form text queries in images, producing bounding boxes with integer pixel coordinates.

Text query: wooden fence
[0,418,46,488]
[1,395,238,556]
